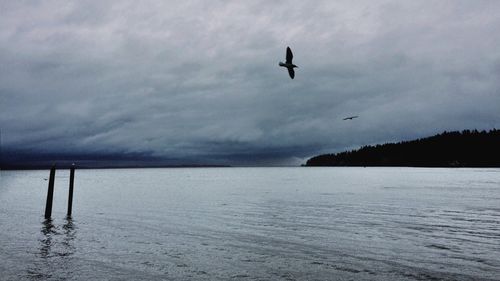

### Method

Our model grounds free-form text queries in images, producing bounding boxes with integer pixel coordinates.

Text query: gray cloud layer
[1,1,500,165]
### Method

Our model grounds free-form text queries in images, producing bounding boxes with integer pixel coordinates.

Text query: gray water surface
[1,167,499,280]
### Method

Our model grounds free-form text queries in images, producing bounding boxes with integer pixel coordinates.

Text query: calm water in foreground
[0,167,499,281]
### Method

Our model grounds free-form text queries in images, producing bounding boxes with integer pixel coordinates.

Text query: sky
[1,1,500,166]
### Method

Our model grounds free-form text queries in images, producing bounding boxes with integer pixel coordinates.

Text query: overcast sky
[1,1,500,165]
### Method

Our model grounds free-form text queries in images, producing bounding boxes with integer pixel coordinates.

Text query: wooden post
[67,164,75,217]
[44,165,56,219]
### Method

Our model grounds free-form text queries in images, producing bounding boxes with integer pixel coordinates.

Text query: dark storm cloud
[1,1,500,165]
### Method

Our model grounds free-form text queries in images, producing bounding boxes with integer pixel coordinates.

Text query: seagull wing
[288,67,295,79]
[343,116,359,120]
[286,47,293,64]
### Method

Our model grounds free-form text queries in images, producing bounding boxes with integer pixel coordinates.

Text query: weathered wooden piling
[67,164,75,217]
[44,165,56,219]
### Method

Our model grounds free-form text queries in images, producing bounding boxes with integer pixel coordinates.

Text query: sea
[0,167,499,281]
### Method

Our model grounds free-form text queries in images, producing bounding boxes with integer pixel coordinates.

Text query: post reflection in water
[39,219,56,259]
[61,217,76,257]
[28,218,77,280]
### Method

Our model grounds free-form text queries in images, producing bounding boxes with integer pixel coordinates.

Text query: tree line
[306,129,500,167]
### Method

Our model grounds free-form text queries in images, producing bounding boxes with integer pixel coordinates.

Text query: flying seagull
[279,46,298,79]
[343,116,359,120]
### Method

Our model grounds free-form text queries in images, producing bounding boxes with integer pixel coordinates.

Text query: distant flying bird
[279,46,298,79]
[343,116,359,120]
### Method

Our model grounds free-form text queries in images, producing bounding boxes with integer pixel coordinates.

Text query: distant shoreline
[306,129,500,167]
[2,130,499,170]
[3,165,500,171]
[0,164,231,171]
